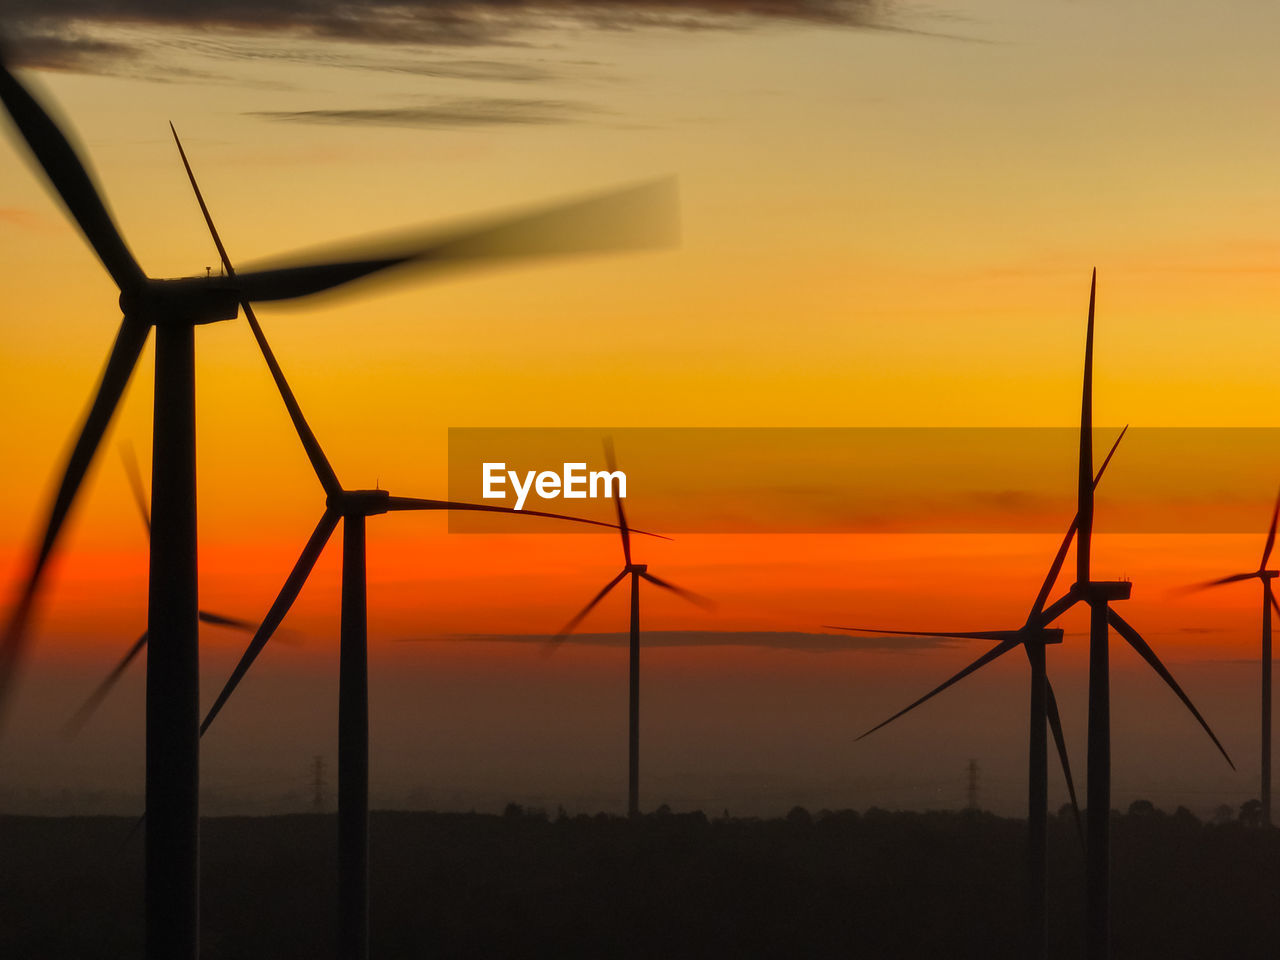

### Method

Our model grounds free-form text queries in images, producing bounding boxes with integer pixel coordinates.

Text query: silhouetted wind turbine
[168,128,664,960]
[827,425,1126,960]
[62,446,255,736]
[0,55,675,959]
[1181,489,1280,827]
[550,440,710,818]
[1030,271,1234,960]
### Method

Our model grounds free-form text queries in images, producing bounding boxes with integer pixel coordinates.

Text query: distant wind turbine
[0,53,675,958]
[1029,271,1233,960]
[827,424,1127,960]
[169,128,654,960]
[550,440,711,818]
[1181,489,1280,827]
[62,445,255,736]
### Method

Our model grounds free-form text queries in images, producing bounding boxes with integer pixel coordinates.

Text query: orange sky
[1,2,1278,815]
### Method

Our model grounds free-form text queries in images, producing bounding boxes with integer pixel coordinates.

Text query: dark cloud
[396,629,969,652]
[0,2,907,76]
[251,97,602,128]
[2,2,891,38]
[0,28,134,73]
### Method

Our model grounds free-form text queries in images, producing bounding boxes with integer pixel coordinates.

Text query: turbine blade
[638,571,713,609]
[1076,269,1097,586]
[603,438,632,566]
[62,631,147,736]
[824,625,1015,642]
[197,611,256,632]
[0,316,149,721]
[234,178,679,303]
[1094,424,1128,487]
[1261,487,1279,570]
[1270,591,1279,620]
[1045,678,1084,850]
[1178,572,1258,594]
[120,442,150,538]
[199,510,339,735]
[856,636,1023,741]
[383,496,670,539]
[1037,588,1082,627]
[1031,523,1079,619]
[169,125,341,497]
[0,60,144,290]
[1030,425,1128,622]
[1107,609,1234,769]
[548,571,628,644]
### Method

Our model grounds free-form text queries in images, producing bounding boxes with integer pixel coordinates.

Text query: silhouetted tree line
[1,804,1276,958]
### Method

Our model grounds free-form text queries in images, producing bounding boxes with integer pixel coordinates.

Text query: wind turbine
[167,128,667,960]
[1028,270,1234,960]
[827,426,1126,960]
[550,440,710,818]
[1181,489,1280,827]
[0,56,676,959]
[62,446,255,735]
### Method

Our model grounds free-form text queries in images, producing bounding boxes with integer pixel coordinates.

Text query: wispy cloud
[251,97,603,128]
[1,2,919,77]
[396,629,970,652]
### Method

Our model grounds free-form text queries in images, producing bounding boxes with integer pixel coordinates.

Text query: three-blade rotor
[0,52,678,721]
[1181,488,1280,600]
[827,423,1129,737]
[833,273,1232,790]
[549,441,710,646]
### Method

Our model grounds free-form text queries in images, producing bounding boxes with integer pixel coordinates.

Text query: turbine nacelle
[118,277,240,326]
[626,563,648,575]
[1075,580,1132,603]
[329,489,391,517]
[1023,627,1065,645]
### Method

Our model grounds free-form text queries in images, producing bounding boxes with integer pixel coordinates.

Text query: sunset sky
[1,1,1278,818]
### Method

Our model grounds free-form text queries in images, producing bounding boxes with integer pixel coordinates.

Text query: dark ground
[1,804,1277,958]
